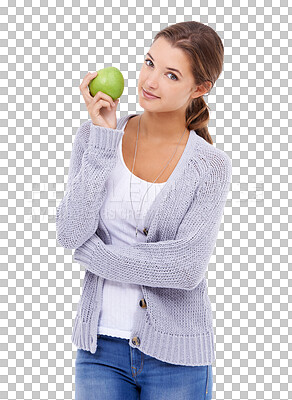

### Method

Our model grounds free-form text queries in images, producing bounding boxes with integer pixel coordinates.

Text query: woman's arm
[73,154,232,290]
[56,120,124,249]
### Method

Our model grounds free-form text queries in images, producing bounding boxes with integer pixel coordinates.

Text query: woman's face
[138,37,198,113]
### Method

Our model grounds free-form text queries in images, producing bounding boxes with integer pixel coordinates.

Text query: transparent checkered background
[1,0,291,399]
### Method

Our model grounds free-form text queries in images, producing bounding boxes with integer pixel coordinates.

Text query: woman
[56,21,231,400]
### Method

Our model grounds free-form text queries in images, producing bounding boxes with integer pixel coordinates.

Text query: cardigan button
[132,336,140,346]
[139,299,147,308]
[143,227,148,236]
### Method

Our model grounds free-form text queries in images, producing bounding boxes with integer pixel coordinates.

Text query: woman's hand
[79,72,119,129]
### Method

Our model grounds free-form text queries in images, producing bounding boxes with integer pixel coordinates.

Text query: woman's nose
[145,75,162,88]
[143,66,163,86]
[145,82,159,90]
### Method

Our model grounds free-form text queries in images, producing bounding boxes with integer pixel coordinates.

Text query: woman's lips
[142,88,160,99]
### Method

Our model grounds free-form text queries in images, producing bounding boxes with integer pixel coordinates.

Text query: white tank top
[97,119,166,339]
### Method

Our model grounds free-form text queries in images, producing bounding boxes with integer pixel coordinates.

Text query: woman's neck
[138,111,189,144]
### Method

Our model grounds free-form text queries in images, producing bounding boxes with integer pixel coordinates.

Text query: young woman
[56,21,231,400]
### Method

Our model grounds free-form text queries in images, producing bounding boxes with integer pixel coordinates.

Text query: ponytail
[186,96,213,145]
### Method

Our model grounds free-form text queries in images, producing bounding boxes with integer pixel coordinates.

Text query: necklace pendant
[135,226,138,237]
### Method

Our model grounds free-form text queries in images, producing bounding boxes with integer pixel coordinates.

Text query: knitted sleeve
[55,121,124,249]
[73,155,232,291]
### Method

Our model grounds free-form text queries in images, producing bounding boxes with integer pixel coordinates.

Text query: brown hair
[153,21,224,145]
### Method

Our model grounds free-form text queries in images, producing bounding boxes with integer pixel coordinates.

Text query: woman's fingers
[79,72,118,127]
[90,91,115,107]
[93,90,115,106]
[79,72,98,105]
[88,98,112,113]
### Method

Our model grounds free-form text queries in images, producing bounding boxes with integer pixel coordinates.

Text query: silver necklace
[129,114,188,238]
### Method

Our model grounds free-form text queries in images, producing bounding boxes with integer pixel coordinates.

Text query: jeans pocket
[205,365,213,400]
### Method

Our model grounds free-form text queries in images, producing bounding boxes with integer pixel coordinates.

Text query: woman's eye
[144,59,178,81]
[145,58,153,67]
[167,72,178,81]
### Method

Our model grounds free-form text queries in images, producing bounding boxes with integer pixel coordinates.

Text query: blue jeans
[75,334,213,400]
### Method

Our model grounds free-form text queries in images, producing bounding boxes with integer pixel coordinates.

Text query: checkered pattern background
[1,1,291,399]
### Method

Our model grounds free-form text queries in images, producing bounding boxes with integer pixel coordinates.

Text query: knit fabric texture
[56,114,232,366]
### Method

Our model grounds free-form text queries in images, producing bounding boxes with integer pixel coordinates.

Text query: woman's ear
[191,81,212,99]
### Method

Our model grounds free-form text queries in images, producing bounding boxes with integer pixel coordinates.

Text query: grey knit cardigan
[56,114,232,366]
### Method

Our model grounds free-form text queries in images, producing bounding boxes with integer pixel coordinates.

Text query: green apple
[88,67,124,101]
